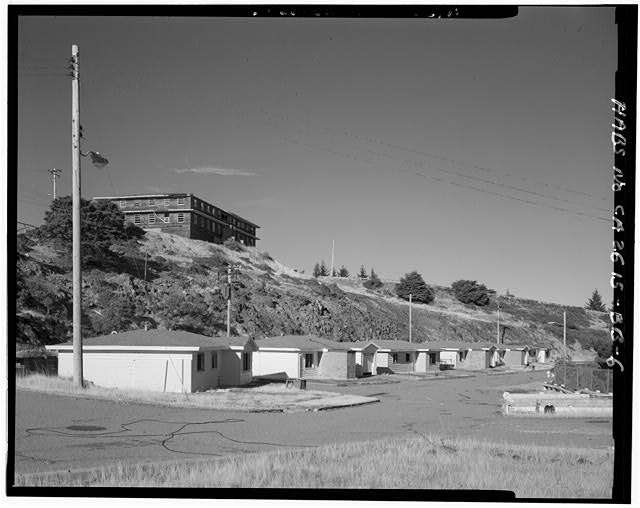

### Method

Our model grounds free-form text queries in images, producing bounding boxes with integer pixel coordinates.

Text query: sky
[15,7,618,308]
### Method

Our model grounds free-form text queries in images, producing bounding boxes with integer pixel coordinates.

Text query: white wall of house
[191,349,224,392]
[439,351,458,367]
[220,350,253,386]
[376,352,390,369]
[57,351,194,393]
[414,351,428,372]
[252,351,301,379]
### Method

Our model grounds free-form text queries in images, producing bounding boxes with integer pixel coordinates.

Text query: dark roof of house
[421,341,500,351]
[47,330,254,350]
[255,335,353,351]
[364,340,429,352]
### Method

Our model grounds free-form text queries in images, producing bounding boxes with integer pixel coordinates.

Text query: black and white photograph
[7,3,636,501]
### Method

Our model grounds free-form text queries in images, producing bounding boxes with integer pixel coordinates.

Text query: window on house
[211,352,218,369]
[134,214,142,225]
[392,353,398,363]
[242,353,251,372]
[119,200,126,208]
[304,353,314,368]
[134,200,141,207]
[196,353,205,371]
[163,213,170,223]
[429,353,437,365]
[164,198,170,206]
[148,199,155,206]
[177,197,185,205]
[148,213,155,224]
[177,213,185,223]
[405,353,411,362]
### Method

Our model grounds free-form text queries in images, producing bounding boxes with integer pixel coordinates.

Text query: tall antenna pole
[409,293,412,343]
[71,44,83,388]
[48,168,61,200]
[330,239,335,277]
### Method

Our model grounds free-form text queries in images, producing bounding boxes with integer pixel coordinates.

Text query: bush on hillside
[224,238,245,252]
[363,268,383,290]
[451,280,491,306]
[395,271,434,304]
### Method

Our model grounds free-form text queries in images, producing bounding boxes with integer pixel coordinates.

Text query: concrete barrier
[502,391,612,417]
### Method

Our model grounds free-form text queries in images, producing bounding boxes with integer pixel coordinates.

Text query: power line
[258,107,610,206]
[276,131,610,223]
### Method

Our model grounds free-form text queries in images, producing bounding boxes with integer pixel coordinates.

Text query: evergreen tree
[585,289,606,312]
[319,260,329,276]
[313,262,322,278]
[363,268,383,290]
[37,196,143,268]
[359,265,367,279]
[338,266,350,277]
[451,280,491,306]
[395,271,434,304]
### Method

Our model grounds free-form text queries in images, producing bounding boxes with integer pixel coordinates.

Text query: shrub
[224,238,245,252]
[363,268,383,290]
[451,280,491,306]
[395,271,434,304]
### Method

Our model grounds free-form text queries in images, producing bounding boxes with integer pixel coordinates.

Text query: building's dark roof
[421,341,500,351]
[255,335,353,351]
[500,344,531,350]
[46,330,254,350]
[363,340,428,352]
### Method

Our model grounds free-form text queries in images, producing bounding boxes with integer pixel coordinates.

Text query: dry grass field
[16,374,377,412]
[15,433,613,497]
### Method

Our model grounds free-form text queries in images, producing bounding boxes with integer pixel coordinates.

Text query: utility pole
[563,309,567,386]
[227,266,232,337]
[409,293,412,343]
[563,310,567,360]
[497,301,500,345]
[330,239,335,277]
[48,168,62,200]
[71,44,83,388]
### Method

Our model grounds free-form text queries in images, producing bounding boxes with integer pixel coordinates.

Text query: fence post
[576,365,579,390]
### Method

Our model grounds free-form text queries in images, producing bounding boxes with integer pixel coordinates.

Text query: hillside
[15,229,609,361]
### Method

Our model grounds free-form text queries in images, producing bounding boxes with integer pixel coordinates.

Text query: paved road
[13,370,613,475]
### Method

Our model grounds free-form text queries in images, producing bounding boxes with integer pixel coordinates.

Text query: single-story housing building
[499,345,531,368]
[45,330,258,393]
[453,343,501,370]
[358,340,430,374]
[252,335,358,380]
[529,346,553,364]
[422,341,465,369]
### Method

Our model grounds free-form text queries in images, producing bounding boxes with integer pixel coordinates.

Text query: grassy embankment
[16,374,376,412]
[15,433,613,497]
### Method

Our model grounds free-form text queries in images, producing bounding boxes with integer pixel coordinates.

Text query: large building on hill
[92,193,259,246]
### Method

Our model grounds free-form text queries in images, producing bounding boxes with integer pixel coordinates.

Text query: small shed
[365,340,429,374]
[45,330,258,393]
[253,335,357,380]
